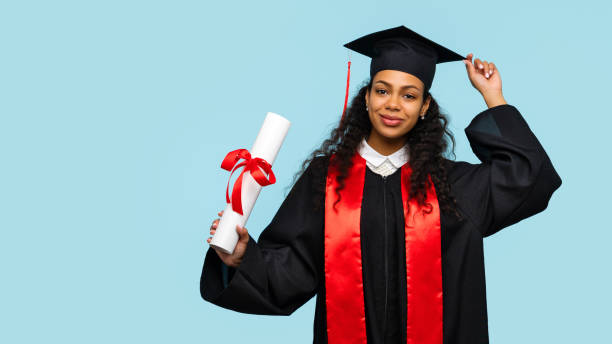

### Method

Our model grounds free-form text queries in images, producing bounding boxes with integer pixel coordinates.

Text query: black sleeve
[199,157,327,315]
[450,104,562,237]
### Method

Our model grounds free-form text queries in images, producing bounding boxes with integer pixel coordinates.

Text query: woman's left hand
[463,53,506,107]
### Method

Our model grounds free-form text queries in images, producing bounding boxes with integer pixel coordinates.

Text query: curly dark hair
[289,78,461,219]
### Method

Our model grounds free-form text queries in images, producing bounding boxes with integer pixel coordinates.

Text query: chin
[376,126,411,140]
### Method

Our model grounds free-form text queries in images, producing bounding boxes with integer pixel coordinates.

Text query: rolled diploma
[210,112,291,254]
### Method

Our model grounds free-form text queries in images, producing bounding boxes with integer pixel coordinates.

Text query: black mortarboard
[344,25,464,92]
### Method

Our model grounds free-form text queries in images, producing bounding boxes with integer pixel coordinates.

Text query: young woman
[200,26,561,344]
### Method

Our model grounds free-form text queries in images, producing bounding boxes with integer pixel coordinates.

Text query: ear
[421,94,431,116]
[365,88,370,108]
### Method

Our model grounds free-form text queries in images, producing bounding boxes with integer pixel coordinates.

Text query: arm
[451,104,562,237]
[200,157,327,315]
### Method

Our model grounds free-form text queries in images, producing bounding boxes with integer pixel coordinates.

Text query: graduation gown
[200,104,562,344]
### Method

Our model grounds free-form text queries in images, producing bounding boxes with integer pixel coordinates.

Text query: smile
[379,114,403,127]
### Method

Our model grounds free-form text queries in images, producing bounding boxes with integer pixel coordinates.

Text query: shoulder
[304,155,331,181]
[292,155,331,193]
[441,158,483,184]
[293,156,330,212]
[441,158,489,208]
[438,157,488,230]
[309,155,331,170]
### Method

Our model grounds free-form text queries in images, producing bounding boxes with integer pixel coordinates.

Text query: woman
[200,26,561,344]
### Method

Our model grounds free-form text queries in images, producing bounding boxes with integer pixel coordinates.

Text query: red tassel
[340,59,351,124]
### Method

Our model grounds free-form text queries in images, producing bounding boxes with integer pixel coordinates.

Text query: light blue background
[1,0,609,343]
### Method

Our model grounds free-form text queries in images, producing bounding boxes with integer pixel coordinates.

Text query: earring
[420,114,425,120]
[365,105,368,111]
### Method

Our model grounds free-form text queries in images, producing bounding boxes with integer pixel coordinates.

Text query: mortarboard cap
[344,25,464,92]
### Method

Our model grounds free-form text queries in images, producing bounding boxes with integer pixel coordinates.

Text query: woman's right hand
[207,210,250,268]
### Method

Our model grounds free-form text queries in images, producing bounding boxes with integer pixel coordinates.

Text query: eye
[375,89,415,99]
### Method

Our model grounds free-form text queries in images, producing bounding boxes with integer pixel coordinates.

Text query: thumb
[236,225,249,243]
[463,59,476,76]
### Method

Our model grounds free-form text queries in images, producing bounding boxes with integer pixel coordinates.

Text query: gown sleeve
[450,104,562,237]
[199,157,327,315]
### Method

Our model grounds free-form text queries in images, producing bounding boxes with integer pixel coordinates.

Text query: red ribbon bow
[221,149,276,215]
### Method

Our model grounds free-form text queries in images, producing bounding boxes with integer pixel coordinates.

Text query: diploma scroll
[210,112,291,254]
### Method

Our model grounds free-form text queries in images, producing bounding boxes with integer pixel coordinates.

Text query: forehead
[372,69,424,91]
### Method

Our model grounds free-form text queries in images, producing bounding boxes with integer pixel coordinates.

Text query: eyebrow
[375,80,420,91]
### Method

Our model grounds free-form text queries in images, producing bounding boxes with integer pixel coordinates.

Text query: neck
[366,129,407,156]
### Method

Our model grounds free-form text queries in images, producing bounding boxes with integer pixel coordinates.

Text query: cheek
[403,107,423,130]
[368,111,376,124]
[401,117,419,133]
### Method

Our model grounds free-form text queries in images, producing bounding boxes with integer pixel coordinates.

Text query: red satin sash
[324,152,443,344]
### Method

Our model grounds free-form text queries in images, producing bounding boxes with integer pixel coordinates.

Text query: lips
[380,114,401,120]
[379,114,403,127]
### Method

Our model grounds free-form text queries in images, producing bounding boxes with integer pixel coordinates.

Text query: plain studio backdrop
[0,0,609,343]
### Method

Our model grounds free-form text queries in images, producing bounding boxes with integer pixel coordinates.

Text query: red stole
[324,152,443,344]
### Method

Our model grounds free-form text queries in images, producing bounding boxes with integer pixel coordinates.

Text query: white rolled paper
[210,112,291,254]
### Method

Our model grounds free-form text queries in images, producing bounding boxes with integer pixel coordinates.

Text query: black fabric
[361,167,405,344]
[200,104,562,343]
[343,26,464,92]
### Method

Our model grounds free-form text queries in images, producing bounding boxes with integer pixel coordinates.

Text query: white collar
[357,138,409,168]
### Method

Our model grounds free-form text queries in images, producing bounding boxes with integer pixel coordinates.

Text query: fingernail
[479,64,483,69]
[485,72,489,78]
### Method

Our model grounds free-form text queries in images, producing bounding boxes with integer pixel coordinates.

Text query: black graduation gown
[200,104,562,344]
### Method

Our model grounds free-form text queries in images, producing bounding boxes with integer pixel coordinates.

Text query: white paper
[210,112,291,254]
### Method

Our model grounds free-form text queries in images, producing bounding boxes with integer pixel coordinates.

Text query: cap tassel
[340,59,351,124]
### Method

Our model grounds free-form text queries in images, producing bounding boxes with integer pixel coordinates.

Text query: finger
[482,60,490,78]
[207,237,212,243]
[212,219,220,228]
[218,210,224,216]
[474,58,484,72]
[463,55,476,75]
[464,53,473,63]
[210,228,216,235]
[236,224,249,242]
[488,62,496,76]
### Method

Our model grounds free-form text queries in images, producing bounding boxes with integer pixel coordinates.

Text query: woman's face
[365,70,431,140]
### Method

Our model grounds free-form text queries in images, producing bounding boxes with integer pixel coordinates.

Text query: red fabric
[401,166,443,344]
[220,148,276,215]
[340,60,351,123]
[324,152,442,344]
[324,153,368,344]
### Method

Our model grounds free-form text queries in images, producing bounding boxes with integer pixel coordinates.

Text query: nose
[385,95,401,111]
